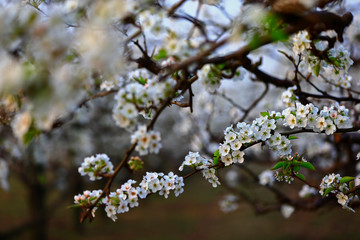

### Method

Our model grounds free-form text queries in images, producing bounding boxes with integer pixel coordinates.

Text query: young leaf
[272,161,284,170]
[260,112,270,118]
[217,63,227,70]
[314,64,320,77]
[213,149,220,165]
[153,49,167,60]
[249,32,261,50]
[270,29,288,42]
[23,125,41,145]
[322,187,335,198]
[288,136,298,140]
[299,162,316,171]
[296,173,306,181]
[349,180,355,189]
[293,166,300,172]
[340,176,355,184]
[138,76,146,85]
[67,204,80,209]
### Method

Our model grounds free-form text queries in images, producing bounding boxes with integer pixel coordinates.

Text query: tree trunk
[28,163,47,240]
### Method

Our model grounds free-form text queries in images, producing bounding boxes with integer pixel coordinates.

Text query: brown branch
[80,142,137,223]
[345,185,360,195]
[216,91,246,112]
[298,91,360,104]
[170,101,191,108]
[292,172,320,190]
[168,0,187,16]
[281,126,360,136]
[49,89,118,131]
[239,82,269,122]
[189,85,194,113]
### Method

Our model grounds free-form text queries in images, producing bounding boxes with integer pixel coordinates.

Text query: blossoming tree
[1,0,360,239]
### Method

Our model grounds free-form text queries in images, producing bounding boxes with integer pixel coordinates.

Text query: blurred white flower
[281,204,295,219]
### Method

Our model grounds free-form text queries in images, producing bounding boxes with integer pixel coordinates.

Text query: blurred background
[2,170,360,240]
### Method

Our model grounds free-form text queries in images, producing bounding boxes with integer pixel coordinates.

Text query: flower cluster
[219,124,251,166]
[100,81,115,91]
[282,102,351,133]
[74,189,103,207]
[101,172,184,221]
[127,156,144,171]
[179,152,220,187]
[292,31,311,56]
[219,194,239,213]
[11,111,32,144]
[280,86,298,106]
[319,173,356,211]
[112,69,177,130]
[275,171,295,184]
[138,8,167,36]
[273,154,314,184]
[319,173,342,197]
[198,64,222,92]
[131,125,162,156]
[266,132,292,156]
[78,154,114,181]
[74,189,103,217]
[292,30,354,88]
[137,6,200,59]
[220,102,351,162]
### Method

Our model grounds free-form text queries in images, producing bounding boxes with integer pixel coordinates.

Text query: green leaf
[296,173,306,181]
[23,125,41,145]
[271,161,284,170]
[313,64,320,77]
[332,59,341,67]
[249,32,262,50]
[260,112,270,117]
[323,187,335,198]
[283,162,291,171]
[270,29,288,41]
[293,166,300,172]
[340,176,355,184]
[67,204,80,209]
[15,94,22,109]
[138,76,146,85]
[288,136,298,140]
[299,162,316,171]
[349,180,355,189]
[153,48,167,60]
[217,63,227,70]
[213,149,220,165]
[37,174,46,185]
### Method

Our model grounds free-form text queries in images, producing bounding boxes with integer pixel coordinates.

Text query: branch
[298,91,360,104]
[292,172,320,190]
[170,101,191,108]
[281,126,360,136]
[48,89,118,132]
[239,82,269,122]
[168,0,187,16]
